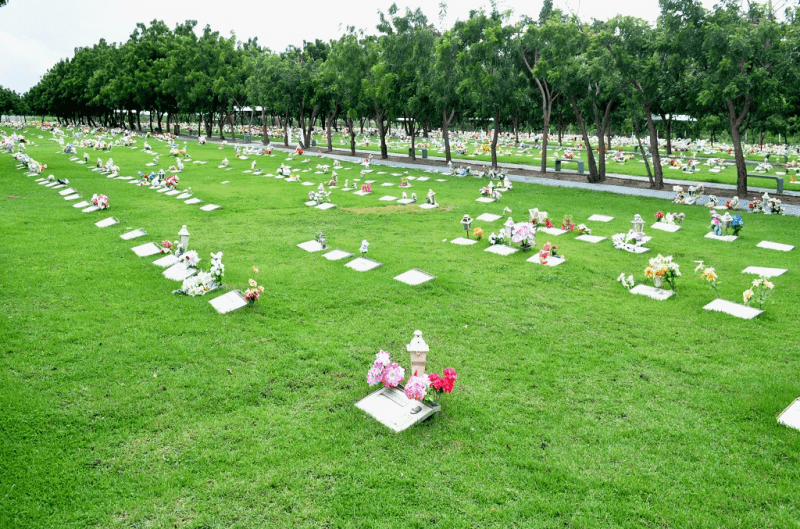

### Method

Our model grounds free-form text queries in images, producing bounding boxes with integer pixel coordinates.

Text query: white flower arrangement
[616,273,635,290]
[177,251,224,297]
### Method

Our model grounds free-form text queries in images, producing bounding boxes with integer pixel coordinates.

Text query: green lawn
[2,127,800,528]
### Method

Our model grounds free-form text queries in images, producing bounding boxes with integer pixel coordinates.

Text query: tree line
[5,0,800,195]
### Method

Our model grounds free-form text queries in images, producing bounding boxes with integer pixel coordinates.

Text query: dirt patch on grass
[7,196,18,199]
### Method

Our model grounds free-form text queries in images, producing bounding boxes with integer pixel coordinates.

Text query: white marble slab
[485,245,518,256]
[576,235,607,243]
[116,176,134,180]
[322,249,353,261]
[81,205,101,213]
[526,255,566,266]
[95,217,118,228]
[52,184,66,189]
[304,200,318,207]
[419,203,437,209]
[650,223,682,233]
[132,242,161,257]
[297,240,325,252]
[630,284,674,300]
[302,182,314,186]
[345,257,382,272]
[353,190,371,196]
[588,214,614,222]
[379,196,397,201]
[221,181,231,184]
[476,197,496,203]
[355,386,439,433]
[394,269,436,285]
[120,229,147,240]
[176,192,192,199]
[703,298,763,319]
[450,237,478,246]
[416,176,430,181]
[476,213,502,222]
[539,227,569,236]
[705,232,738,242]
[72,200,91,208]
[37,180,50,185]
[45,181,58,187]
[152,254,179,267]
[209,290,248,314]
[164,190,181,196]
[435,179,448,182]
[778,398,800,431]
[163,263,197,281]
[396,199,414,205]
[185,198,202,205]
[64,194,81,201]
[742,266,787,278]
[381,182,394,187]
[757,241,794,252]
[200,204,221,211]
[315,202,337,210]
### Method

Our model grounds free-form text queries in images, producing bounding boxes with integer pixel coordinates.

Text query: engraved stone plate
[379,196,397,201]
[476,197,496,203]
[778,398,800,431]
[72,201,91,208]
[406,176,416,180]
[625,246,651,254]
[165,190,180,196]
[304,201,318,206]
[64,194,81,201]
[152,254,179,267]
[576,235,607,243]
[395,269,436,285]
[742,266,787,278]
[526,255,566,267]
[435,179,448,182]
[95,217,118,228]
[116,176,133,180]
[38,180,50,185]
[59,188,76,196]
[132,242,161,257]
[302,182,314,186]
[315,202,336,210]
[156,187,170,193]
[145,162,156,166]
[630,284,674,300]
[377,171,387,175]
[35,178,46,182]
[588,214,614,222]
[365,180,376,184]
[705,232,737,242]
[297,240,325,252]
[185,198,202,204]
[176,192,191,199]
[757,241,794,252]
[353,190,371,196]
[450,237,478,246]
[419,203,437,209]
[163,263,197,281]
[209,290,248,314]
[52,184,66,189]
[128,180,140,184]
[396,199,414,205]
[476,213,502,222]
[200,204,221,211]
[45,181,58,187]
[355,386,439,432]
[416,176,430,182]
[221,181,231,184]
[539,227,569,236]
[120,229,147,240]
[485,245,518,256]
[345,257,382,272]
[82,205,101,213]
[703,298,763,319]
[651,223,682,233]
[322,249,353,261]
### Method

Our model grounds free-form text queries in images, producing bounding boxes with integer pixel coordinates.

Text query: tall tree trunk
[283,110,289,147]
[570,95,598,182]
[149,111,154,133]
[442,108,455,163]
[261,109,270,144]
[345,117,357,156]
[659,112,673,157]
[490,110,500,170]
[136,111,142,131]
[643,101,664,189]
[634,118,654,186]
[727,95,752,197]
[375,103,388,159]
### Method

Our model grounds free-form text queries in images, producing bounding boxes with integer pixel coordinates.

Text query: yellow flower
[644,267,654,279]
[258,286,265,292]
[743,288,754,302]
[701,268,717,282]
[252,266,259,273]
[249,279,257,287]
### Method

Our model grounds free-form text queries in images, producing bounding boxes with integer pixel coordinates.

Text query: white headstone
[526,255,566,267]
[200,204,221,211]
[131,242,161,257]
[322,249,353,261]
[450,237,478,246]
[757,241,794,252]
[705,232,738,242]
[120,229,147,240]
[778,398,800,431]
[355,386,439,432]
[741,266,787,278]
[576,235,607,244]
[64,194,81,201]
[476,197,496,203]
[539,227,569,236]
[650,223,682,233]
[152,254,179,267]
[379,196,397,201]
[95,217,118,228]
[185,198,202,205]
[297,240,325,252]
[394,269,436,285]
[587,214,614,222]
[209,290,248,314]
[703,298,763,319]
[484,245,518,256]
[345,257,382,272]
[315,202,336,210]
[72,201,91,208]
[476,213,502,222]
[163,263,197,281]
[630,284,675,300]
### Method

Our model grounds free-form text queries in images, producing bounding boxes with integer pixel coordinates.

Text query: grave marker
[209,290,248,314]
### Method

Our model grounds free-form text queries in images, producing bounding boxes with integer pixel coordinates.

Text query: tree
[324,30,369,156]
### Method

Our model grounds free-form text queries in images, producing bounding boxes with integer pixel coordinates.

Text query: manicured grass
[2,126,800,528]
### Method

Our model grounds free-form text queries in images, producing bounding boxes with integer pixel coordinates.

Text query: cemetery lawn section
[3,127,800,529]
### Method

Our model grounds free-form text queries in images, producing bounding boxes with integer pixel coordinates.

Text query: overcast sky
[0,0,722,95]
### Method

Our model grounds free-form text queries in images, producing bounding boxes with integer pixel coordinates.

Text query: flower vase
[654,276,663,289]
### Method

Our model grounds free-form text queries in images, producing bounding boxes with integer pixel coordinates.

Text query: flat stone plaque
[82,205,101,213]
[45,181,58,187]
[353,190,371,196]
[394,269,436,285]
[165,190,180,196]
[416,176,430,182]
[396,199,414,205]
[200,204,221,211]
[35,178,46,182]
[323,249,353,261]
[302,182,314,186]
[379,196,397,202]
[176,192,192,199]
[476,197,496,203]
[405,176,415,180]
[131,242,161,257]
[152,254,179,267]
[116,176,134,180]
[355,386,439,432]
[185,198,202,205]
[315,202,336,210]
[419,203,438,209]
[38,181,50,185]
[345,257,382,272]
[651,223,682,233]
[156,187,170,193]
[588,214,614,222]
[304,201,318,207]
[703,298,763,319]
[95,217,118,228]
[64,194,81,201]
[72,201,91,208]
[163,263,197,281]
[297,240,325,252]
[778,398,800,431]
[209,290,248,314]
[526,255,566,267]
[52,184,66,189]
[576,235,607,243]
[381,182,394,187]
[630,284,674,300]
[705,232,737,242]
[539,227,569,236]
[757,241,794,252]
[435,179,447,182]
[485,245,518,256]
[120,229,147,240]
[476,213,502,222]
[221,181,231,184]
[450,237,478,246]
[742,266,787,278]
